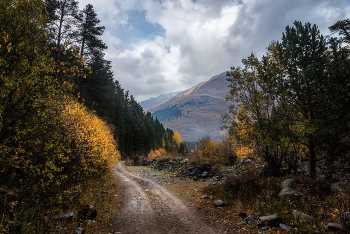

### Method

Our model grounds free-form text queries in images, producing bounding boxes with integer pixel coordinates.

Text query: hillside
[140,91,181,112]
[149,72,231,141]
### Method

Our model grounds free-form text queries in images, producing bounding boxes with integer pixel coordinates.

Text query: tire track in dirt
[113,161,225,234]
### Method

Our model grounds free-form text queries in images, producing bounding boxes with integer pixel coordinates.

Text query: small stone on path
[213,200,225,207]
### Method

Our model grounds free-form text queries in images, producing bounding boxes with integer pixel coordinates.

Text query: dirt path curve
[113,161,225,234]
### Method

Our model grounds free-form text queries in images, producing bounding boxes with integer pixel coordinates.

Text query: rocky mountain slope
[149,72,231,141]
[140,91,181,112]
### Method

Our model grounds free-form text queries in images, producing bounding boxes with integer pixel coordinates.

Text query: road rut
[113,161,225,234]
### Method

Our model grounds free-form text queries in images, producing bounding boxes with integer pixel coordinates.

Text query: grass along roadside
[22,172,123,234]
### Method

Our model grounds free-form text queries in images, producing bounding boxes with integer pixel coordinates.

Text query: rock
[73,228,85,234]
[238,211,247,219]
[330,182,350,192]
[145,189,149,192]
[78,205,97,221]
[280,179,294,189]
[201,171,209,178]
[257,214,281,227]
[244,215,255,225]
[54,212,74,221]
[292,210,312,221]
[325,222,343,231]
[279,223,292,231]
[201,195,209,199]
[244,159,252,163]
[344,212,350,221]
[278,187,304,198]
[85,220,96,224]
[102,190,108,193]
[258,231,266,234]
[255,211,262,216]
[213,200,225,207]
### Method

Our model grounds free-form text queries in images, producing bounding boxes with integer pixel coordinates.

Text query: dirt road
[113,161,226,234]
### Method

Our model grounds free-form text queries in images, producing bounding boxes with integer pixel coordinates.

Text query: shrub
[148,148,167,160]
[0,95,120,226]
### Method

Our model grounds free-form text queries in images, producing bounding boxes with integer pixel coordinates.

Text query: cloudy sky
[78,0,350,102]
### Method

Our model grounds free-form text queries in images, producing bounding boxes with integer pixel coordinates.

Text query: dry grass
[2,172,123,234]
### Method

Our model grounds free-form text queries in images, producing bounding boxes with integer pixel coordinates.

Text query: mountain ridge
[148,72,231,141]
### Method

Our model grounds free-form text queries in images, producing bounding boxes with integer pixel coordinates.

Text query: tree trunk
[309,142,316,179]
[57,2,66,50]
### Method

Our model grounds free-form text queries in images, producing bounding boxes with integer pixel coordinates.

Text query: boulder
[257,214,282,227]
[54,212,74,221]
[292,210,312,221]
[201,195,209,199]
[330,182,350,192]
[78,205,97,221]
[278,187,304,198]
[213,200,225,207]
[201,171,209,179]
[279,223,292,231]
[73,228,85,234]
[255,211,262,216]
[280,179,294,189]
[325,222,343,231]
[244,215,255,225]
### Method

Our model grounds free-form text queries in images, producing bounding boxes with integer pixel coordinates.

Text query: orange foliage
[0,95,120,208]
[147,148,167,160]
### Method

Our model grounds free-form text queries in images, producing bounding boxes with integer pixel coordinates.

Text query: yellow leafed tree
[173,131,182,148]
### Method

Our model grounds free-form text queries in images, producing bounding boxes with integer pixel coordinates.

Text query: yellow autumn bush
[0,95,120,208]
[148,148,167,160]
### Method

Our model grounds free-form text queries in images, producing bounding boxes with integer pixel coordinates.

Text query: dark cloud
[79,0,349,102]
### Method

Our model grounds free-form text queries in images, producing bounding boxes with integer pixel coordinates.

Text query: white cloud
[78,0,350,102]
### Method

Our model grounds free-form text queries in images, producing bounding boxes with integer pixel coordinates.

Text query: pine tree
[77,4,107,60]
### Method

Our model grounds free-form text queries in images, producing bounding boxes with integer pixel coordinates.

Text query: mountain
[149,72,231,142]
[140,91,181,112]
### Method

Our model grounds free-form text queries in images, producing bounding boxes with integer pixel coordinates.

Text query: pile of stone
[177,162,215,179]
[128,157,154,166]
[150,158,184,171]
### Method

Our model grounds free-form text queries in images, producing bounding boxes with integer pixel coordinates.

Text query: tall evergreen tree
[77,4,107,60]
[44,0,80,50]
[329,18,350,44]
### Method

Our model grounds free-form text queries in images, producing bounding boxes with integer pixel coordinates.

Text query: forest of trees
[0,0,180,232]
[224,20,350,179]
[41,0,178,157]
